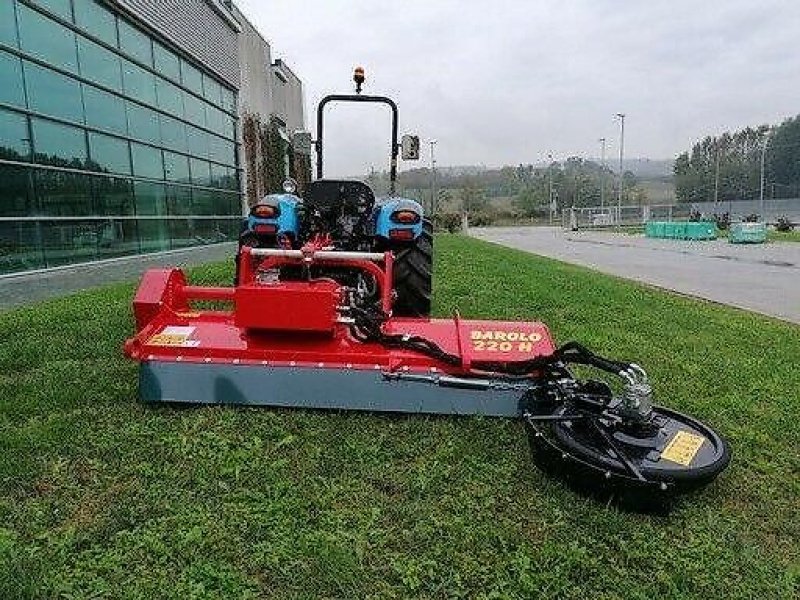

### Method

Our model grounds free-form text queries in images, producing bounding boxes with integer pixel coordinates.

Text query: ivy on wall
[241,113,312,206]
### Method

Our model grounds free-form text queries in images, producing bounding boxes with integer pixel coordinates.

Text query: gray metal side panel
[115,0,239,87]
[140,362,525,418]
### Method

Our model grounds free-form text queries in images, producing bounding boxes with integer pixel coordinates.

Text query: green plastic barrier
[645,221,718,240]
[729,222,767,244]
[686,222,718,240]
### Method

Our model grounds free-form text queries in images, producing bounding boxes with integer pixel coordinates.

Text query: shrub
[775,216,795,232]
[713,212,730,231]
[743,213,760,223]
[432,213,462,233]
[468,211,496,227]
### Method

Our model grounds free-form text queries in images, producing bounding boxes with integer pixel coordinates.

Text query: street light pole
[429,139,437,215]
[615,113,625,227]
[547,153,554,225]
[598,137,606,210]
[713,143,720,212]
[759,128,772,220]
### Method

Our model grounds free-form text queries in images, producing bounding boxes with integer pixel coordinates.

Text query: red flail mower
[125,71,729,506]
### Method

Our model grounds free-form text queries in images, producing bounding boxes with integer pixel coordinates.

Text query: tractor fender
[246,194,301,237]
[374,197,424,239]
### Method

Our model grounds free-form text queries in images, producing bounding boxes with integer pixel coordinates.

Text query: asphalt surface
[470,227,800,324]
[0,243,237,311]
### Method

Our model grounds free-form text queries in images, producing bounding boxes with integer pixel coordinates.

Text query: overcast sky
[235,0,800,177]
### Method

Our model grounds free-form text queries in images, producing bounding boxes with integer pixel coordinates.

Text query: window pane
[205,105,224,137]
[210,163,228,191]
[167,217,198,248]
[34,169,92,217]
[0,164,34,218]
[118,19,152,67]
[192,191,237,216]
[202,73,222,106]
[134,181,166,215]
[29,0,73,22]
[24,61,84,123]
[0,108,31,162]
[163,151,190,183]
[131,143,163,179]
[18,4,79,73]
[137,218,170,251]
[224,116,235,140]
[78,37,122,91]
[186,126,208,159]
[153,42,180,82]
[155,78,184,117]
[32,118,87,167]
[222,167,239,191]
[88,132,130,175]
[0,1,18,48]
[159,115,186,153]
[126,102,160,144]
[183,92,207,128]
[93,176,134,215]
[208,135,235,166]
[190,157,210,187]
[0,51,26,108]
[166,185,192,217]
[74,0,117,47]
[181,61,203,95]
[0,221,45,273]
[93,217,140,259]
[221,88,236,114]
[83,85,127,135]
[122,59,156,106]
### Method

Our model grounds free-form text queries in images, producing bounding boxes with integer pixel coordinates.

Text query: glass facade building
[0,0,241,274]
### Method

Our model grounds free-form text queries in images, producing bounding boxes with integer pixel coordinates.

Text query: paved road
[470,227,800,324]
[0,243,236,311]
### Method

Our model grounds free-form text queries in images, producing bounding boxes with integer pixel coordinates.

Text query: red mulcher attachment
[125,243,556,416]
[124,245,730,505]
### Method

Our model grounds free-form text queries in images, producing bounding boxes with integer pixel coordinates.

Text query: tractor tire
[392,219,433,317]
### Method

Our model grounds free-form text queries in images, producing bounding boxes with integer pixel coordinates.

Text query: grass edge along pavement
[0,235,798,599]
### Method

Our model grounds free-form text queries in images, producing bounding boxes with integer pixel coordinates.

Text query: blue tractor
[235,69,433,316]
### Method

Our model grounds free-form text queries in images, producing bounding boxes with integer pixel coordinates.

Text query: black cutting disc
[528,403,730,494]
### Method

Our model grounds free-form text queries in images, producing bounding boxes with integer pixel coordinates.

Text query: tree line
[367,160,640,218]
[674,114,800,203]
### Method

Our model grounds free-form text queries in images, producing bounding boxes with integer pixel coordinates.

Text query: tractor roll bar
[315,94,399,195]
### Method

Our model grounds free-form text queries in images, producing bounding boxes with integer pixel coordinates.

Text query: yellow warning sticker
[147,326,200,347]
[661,431,705,466]
[148,334,189,346]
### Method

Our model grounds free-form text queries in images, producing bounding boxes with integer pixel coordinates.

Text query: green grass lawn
[768,229,800,243]
[1,236,798,599]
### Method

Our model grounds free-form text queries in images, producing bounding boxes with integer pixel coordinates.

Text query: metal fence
[688,198,800,223]
[561,204,693,230]
[561,198,799,230]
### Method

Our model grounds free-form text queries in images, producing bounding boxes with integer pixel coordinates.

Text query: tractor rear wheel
[392,219,433,317]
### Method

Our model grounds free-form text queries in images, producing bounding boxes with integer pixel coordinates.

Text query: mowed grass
[769,229,800,243]
[1,236,798,599]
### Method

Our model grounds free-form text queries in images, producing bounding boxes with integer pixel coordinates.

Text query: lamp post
[615,113,625,227]
[759,128,772,220]
[429,139,437,215]
[598,137,606,210]
[547,153,554,225]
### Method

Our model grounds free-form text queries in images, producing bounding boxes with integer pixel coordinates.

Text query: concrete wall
[229,5,306,209]
[270,59,305,134]
[113,0,240,88]
[232,5,272,119]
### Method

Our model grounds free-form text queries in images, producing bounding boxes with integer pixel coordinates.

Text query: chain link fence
[561,198,799,230]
